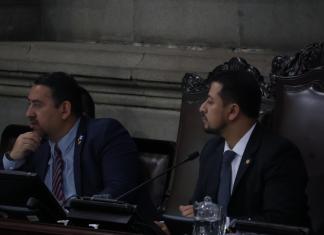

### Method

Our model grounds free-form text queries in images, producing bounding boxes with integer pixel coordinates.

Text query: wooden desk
[0,219,138,235]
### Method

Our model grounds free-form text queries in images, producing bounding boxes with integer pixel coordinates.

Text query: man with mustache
[1,72,139,204]
[179,68,309,227]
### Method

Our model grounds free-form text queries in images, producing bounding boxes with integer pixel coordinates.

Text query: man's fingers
[154,221,170,235]
[9,132,42,160]
[23,132,42,144]
[20,132,41,148]
[179,205,194,217]
[21,139,40,151]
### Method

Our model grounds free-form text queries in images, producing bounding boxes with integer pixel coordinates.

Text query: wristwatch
[4,152,15,161]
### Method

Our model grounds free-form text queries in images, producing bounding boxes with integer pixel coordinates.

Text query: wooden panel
[0,219,137,235]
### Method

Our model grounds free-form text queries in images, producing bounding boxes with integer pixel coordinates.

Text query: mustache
[200,112,207,120]
[28,118,38,125]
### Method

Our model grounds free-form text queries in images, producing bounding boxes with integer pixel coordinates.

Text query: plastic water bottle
[192,196,224,235]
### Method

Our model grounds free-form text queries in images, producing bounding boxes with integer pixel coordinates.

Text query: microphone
[116,151,200,201]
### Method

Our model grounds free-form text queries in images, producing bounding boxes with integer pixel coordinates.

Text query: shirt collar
[224,123,256,157]
[49,118,81,154]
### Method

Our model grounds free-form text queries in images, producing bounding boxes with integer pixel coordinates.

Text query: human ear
[227,104,240,121]
[60,101,72,120]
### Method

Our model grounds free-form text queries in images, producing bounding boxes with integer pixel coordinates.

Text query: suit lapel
[73,117,88,195]
[36,140,51,180]
[232,123,262,194]
[205,140,224,201]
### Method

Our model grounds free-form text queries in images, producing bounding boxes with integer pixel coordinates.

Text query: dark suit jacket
[192,123,309,226]
[20,117,139,200]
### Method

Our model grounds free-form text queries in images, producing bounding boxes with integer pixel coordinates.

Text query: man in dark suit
[179,69,309,226]
[1,72,139,203]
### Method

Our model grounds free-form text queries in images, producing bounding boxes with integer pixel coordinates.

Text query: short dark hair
[208,57,264,84]
[79,86,95,118]
[206,70,262,119]
[34,72,82,116]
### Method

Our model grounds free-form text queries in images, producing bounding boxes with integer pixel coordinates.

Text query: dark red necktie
[52,144,65,202]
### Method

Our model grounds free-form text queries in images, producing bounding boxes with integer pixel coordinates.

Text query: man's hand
[179,204,194,217]
[9,132,41,160]
[154,221,170,235]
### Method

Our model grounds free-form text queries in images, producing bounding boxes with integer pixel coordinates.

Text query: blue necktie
[217,150,236,216]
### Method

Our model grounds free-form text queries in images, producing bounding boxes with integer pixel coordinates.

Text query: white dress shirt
[223,123,256,193]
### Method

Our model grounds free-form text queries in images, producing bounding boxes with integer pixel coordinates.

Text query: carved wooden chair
[270,67,324,235]
[269,43,324,234]
[164,73,210,214]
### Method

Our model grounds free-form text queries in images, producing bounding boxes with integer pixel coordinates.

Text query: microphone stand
[67,151,199,235]
[116,151,199,201]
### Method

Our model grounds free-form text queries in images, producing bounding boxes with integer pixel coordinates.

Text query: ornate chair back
[165,73,210,214]
[271,67,324,234]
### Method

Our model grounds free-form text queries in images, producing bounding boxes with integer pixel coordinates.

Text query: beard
[203,121,227,136]
[28,119,45,137]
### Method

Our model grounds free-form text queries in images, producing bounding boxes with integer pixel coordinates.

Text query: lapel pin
[77,135,84,145]
[245,159,251,165]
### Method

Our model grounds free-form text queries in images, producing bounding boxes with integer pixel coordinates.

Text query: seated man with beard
[1,72,139,204]
[179,69,309,227]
